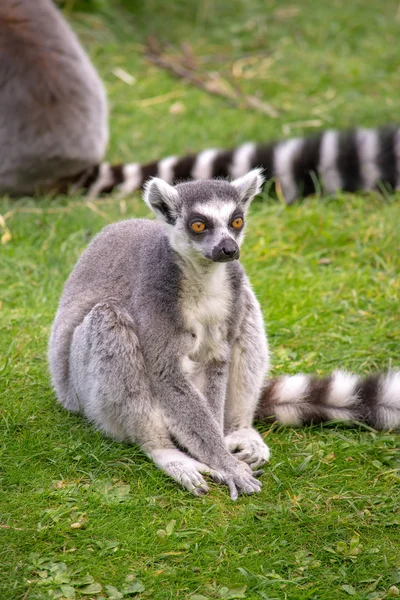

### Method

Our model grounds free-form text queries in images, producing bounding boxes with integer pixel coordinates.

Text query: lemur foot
[225,428,270,470]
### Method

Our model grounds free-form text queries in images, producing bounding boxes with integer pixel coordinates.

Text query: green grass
[1,1,400,599]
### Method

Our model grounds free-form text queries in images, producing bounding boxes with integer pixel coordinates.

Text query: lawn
[0,1,399,599]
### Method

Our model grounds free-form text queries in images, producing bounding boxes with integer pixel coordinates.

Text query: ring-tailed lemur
[49,170,270,499]
[0,0,108,196]
[49,171,400,499]
[81,125,400,204]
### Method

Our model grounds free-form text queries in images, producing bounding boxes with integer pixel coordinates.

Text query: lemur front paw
[225,428,270,470]
[152,449,220,497]
[168,457,261,501]
[210,459,262,501]
[163,460,210,496]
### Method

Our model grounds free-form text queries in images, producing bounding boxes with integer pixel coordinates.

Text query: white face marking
[161,188,244,266]
[356,128,380,190]
[158,156,178,183]
[318,130,342,193]
[273,138,302,203]
[191,149,220,180]
[229,143,257,179]
[192,200,238,227]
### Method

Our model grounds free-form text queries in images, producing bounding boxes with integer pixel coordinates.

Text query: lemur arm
[151,363,234,472]
[203,359,229,431]
[136,303,230,468]
[153,365,263,499]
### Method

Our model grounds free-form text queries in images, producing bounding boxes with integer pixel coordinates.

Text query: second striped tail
[76,125,400,203]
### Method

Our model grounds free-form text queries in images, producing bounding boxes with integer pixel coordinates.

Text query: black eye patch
[230,209,244,222]
[229,210,245,231]
[186,212,214,235]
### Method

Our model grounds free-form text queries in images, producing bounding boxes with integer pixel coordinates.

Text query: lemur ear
[231,168,265,209]
[143,177,180,224]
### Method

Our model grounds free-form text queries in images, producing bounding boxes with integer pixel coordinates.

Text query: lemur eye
[231,217,244,229]
[191,221,206,233]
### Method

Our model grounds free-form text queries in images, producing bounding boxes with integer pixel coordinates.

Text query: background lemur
[1,2,399,202]
[49,171,400,499]
[0,0,108,196]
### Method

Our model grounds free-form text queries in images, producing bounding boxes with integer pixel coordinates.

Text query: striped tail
[77,125,400,203]
[256,370,400,430]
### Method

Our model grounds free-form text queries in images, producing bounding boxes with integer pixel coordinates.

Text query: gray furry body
[49,171,270,499]
[0,0,107,195]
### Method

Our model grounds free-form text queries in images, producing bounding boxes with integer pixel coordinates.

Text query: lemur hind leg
[69,302,214,495]
[224,291,271,469]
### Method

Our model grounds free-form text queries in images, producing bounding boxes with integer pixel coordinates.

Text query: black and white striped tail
[77,125,400,203]
[256,370,400,430]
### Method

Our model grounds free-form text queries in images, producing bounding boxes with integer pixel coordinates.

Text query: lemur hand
[208,459,262,501]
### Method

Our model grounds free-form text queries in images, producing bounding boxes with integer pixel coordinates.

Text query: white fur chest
[181,265,231,365]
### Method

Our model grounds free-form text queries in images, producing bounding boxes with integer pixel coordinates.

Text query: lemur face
[182,200,243,263]
[144,169,264,265]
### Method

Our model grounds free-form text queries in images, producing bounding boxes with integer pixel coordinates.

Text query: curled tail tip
[256,371,400,431]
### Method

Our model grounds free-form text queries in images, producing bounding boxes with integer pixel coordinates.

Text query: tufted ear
[231,168,265,210]
[143,177,181,224]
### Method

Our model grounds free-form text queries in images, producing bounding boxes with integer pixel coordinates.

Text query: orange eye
[191,221,206,233]
[231,217,244,229]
